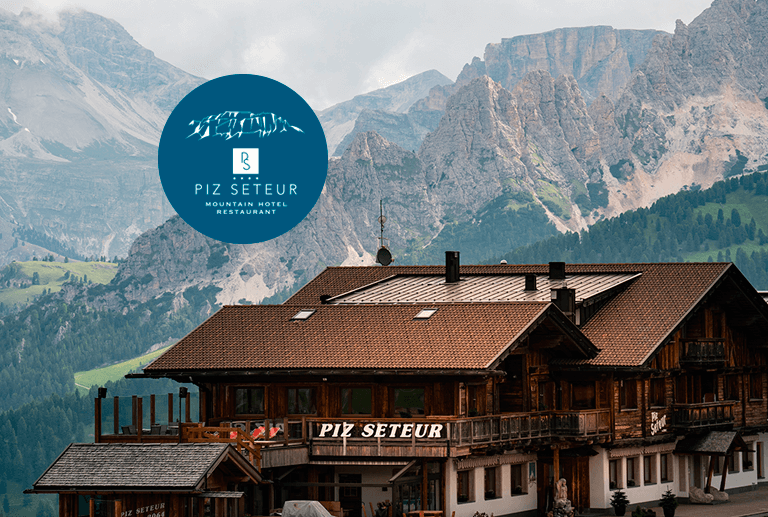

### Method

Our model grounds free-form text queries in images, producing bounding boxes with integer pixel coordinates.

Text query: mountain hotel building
[29,255,768,517]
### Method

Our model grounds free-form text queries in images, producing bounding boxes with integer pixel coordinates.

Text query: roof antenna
[376,200,393,266]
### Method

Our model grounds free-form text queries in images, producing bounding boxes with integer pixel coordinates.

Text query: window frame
[510,463,528,496]
[484,466,500,500]
[609,459,622,490]
[341,386,373,416]
[286,386,317,415]
[750,373,763,401]
[649,378,666,407]
[393,387,426,417]
[233,386,266,416]
[621,379,638,410]
[626,457,639,488]
[643,455,656,485]
[457,470,473,504]
[660,454,672,483]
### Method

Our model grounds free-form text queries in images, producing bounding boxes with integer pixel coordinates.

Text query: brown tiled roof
[144,302,591,373]
[576,262,730,366]
[286,262,737,368]
[32,443,261,491]
[286,264,645,306]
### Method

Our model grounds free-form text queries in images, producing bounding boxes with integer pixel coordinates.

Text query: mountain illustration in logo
[187,111,303,140]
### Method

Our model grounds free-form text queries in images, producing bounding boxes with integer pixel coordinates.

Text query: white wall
[447,459,537,517]
[591,447,678,509]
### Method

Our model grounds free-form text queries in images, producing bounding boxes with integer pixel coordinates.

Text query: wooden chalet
[32,254,768,517]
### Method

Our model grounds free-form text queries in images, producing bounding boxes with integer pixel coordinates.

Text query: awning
[675,431,753,455]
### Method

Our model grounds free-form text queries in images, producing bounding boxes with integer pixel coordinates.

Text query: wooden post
[553,448,560,482]
[132,395,138,426]
[137,397,143,441]
[114,396,120,435]
[421,460,428,510]
[168,393,174,423]
[150,394,156,425]
[114,500,122,517]
[89,498,95,517]
[720,454,729,491]
[706,455,716,491]
[94,397,102,443]
[185,394,191,422]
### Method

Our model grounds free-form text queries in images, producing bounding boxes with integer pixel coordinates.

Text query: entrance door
[536,461,554,516]
[339,474,362,517]
[560,457,590,511]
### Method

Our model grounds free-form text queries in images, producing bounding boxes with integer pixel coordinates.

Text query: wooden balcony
[671,401,736,431]
[95,395,611,466]
[680,338,726,367]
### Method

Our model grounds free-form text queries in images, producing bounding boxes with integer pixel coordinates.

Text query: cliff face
[0,9,203,263]
[599,0,768,213]
[317,69,453,156]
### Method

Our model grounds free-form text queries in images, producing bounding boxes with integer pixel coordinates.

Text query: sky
[0,0,715,111]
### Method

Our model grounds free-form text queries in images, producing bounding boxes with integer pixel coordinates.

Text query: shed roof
[674,431,752,455]
[31,443,262,492]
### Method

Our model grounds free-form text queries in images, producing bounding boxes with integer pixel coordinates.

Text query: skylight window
[414,308,438,320]
[291,309,316,321]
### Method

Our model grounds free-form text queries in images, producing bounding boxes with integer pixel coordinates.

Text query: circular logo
[158,74,328,244]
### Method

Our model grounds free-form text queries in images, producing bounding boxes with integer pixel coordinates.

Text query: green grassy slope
[74,344,174,395]
[0,260,117,309]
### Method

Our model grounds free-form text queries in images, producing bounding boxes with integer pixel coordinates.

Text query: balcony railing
[671,401,736,430]
[449,409,611,447]
[680,338,726,366]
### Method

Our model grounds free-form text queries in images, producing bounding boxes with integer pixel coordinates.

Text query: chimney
[549,261,566,280]
[445,251,460,283]
[524,274,537,291]
[551,288,576,321]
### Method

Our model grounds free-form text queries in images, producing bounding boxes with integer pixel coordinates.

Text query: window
[660,454,672,483]
[395,388,425,417]
[414,308,438,319]
[750,373,763,400]
[571,381,596,410]
[725,375,741,401]
[291,309,315,320]
[728,453,739,473]
[468,385,483,416]
[609,460,621,489]
[235,387,265,415]
[643,456,656,485]
[626,457,638,487]
[287,388,316,414]
[510,464,528,495]
[341,387,372,415]
[621,380,637,409]
[744,444,755,471]
[484,467,499,499]
[457,470,472,503]
[650,378,665,407]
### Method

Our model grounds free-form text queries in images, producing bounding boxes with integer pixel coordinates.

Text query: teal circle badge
[158,74,328,244]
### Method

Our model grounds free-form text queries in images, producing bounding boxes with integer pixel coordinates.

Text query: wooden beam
[89,498,95,517]
[168,393,174,423]
[150,394,156,426]
[421,460,428,511]
[706,455,716,491]
[720,455,729,492]
[137,397,143,442]
[553,448,560,482]
[186,395,191,423]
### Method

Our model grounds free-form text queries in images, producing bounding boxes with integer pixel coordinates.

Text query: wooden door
[536,461,553,516]
[560,457,590,512]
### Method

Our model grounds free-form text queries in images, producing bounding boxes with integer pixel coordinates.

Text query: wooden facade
[34,260,768,517]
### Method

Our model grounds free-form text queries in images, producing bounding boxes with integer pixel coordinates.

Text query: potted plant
[660,488,678,517]
[611,489,630,516]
